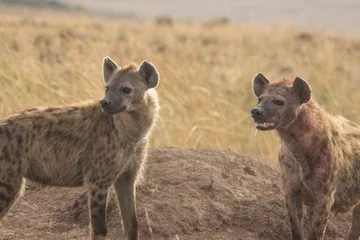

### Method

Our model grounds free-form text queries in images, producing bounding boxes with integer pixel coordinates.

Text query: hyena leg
[279,154,304,240]
[348,204,360,240]
[284,189,304,240]
[307,193,334,240]
[114,144,146,240]
[114,169,138,240]
[88,183,110,240]
[0,174,24,219]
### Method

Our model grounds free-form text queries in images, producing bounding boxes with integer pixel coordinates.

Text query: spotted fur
[0,57,160,240]
[251,73,360,240]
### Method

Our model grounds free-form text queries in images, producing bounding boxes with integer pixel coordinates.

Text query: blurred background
[0,0,359,161]
[3,0,360,32]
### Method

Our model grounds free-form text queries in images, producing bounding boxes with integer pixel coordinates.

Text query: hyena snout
[251,107,263,118]
[100,96,127,115]
[100,98,111,107]
[251,107,277,130]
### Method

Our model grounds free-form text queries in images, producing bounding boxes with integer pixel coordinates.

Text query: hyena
[251,73,360,240]
[0,57,160,240]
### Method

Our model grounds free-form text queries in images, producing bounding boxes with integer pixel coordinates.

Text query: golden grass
[0,12,360,162]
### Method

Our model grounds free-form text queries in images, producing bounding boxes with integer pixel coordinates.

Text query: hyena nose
[100,99,111,107]
[251,107,263,116]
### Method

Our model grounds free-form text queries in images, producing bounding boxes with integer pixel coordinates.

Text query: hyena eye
[122,87,132,94]
[257,98,262,104]
[105,86,109,93]
[273,100,285,106]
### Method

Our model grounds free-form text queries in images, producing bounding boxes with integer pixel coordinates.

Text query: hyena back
[251,73,360,240]
[0,57,160,240]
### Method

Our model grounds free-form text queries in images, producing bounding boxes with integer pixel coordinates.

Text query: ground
[0,148,352,239]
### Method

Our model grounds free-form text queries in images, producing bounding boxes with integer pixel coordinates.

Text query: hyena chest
[109,150,135,177]
[285,155,328,206]
[293,161,314,206]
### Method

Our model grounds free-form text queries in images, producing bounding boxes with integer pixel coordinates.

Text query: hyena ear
[102,56,119,83]
[253,73,270,97]
[292,77,311,104]
[138,60,159,89]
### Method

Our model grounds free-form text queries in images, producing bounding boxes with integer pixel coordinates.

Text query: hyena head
[251,73,311,131]
[100,56,159,114]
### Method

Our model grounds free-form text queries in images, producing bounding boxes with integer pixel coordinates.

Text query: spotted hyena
[0,57,160,240]
[251,73,360,240]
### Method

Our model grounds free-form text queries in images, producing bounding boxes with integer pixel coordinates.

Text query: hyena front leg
[88,182,111,240]
[114,169,138,240]
[307,192,334,240]
[284,189,304,240]
[279,153,304,240]
[348,204,360,240]
[114,144,146,240]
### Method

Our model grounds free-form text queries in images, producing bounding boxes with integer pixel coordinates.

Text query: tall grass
[0,13,359,162]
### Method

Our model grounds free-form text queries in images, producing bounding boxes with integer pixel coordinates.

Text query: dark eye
[257,98,262,104]
[273,100,285,106]
[105,86,109,93]
[122,87,132,94]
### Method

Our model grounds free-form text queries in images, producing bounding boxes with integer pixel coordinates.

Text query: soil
[0,148,353,239]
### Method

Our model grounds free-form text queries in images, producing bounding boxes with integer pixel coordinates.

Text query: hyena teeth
[257,122,275,127]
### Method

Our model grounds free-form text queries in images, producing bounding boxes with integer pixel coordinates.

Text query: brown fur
[251,73,360,240]
[0,57,160,240]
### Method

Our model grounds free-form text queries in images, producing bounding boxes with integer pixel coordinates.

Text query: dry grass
[0,12,360,162]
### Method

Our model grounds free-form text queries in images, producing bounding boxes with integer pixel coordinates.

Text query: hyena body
[251,74,360,240]
[0,57,160,240]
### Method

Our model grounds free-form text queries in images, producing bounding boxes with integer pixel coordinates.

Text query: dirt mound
[0,148,352,239]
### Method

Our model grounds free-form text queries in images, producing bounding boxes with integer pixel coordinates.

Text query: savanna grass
[0,12,359,162]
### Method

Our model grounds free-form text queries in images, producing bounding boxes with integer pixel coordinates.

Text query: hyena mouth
[256,122,276,130]
[101,105,127,115]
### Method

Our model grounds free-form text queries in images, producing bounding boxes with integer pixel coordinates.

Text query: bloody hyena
[0,57,160,240]
[251,73,360,240]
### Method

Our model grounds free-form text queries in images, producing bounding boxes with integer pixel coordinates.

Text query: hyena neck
[113,91,159,143]
[277,100,330,154]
